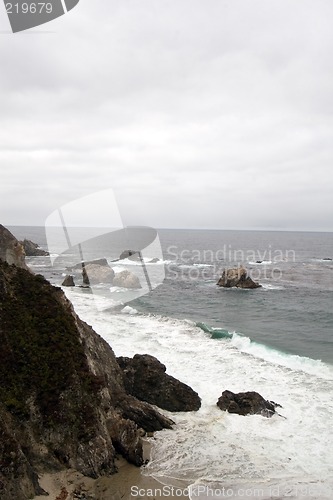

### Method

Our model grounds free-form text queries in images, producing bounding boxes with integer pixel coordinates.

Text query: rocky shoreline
[0,225,280,499]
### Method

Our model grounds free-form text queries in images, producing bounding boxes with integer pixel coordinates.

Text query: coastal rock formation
[62,275,75,287]
[0,225,27,269]
[20,238,49,256]
[113,270,141,289]
[119,250,141,261]
[0,258,173,499]
[216,390,281,418]
[117,354,201,412]
[217,267,261,289]
[84,263,115,284]
[67,258,110,271]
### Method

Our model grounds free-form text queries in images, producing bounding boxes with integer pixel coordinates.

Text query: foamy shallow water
[64,288,333,499]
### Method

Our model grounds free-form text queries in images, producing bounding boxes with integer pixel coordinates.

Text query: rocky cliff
[0,258,174,499]
[0,225,27,269]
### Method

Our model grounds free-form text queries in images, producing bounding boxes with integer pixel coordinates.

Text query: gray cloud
[0,0,332,230]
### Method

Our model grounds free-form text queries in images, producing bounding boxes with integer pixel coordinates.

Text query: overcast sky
[0,0,332,231]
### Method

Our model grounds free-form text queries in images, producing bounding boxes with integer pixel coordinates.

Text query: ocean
[10,226,333,499]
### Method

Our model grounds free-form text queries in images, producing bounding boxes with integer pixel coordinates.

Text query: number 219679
[5,3,53,14]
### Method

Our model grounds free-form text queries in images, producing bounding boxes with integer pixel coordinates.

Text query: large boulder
[216,390,281,418]
[113,270,141,289]
[117,354,201,412]
[217,267,261,289]
[20,239,49,256]
[83,263,115,284]
[0,258,173,499]
[0,225,27,269]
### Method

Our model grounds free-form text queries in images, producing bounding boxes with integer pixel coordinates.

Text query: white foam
[64,294,333,494]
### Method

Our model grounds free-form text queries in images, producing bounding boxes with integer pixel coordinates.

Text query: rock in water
[83,263,115,284]
[20,239,49,256]
[216,390,281,418]
[119,250,141,261]
[113,270,141,289]
[0,225,28,269]
[217,266,261,289]
[62,275,75,287]
[0,258,173,500]
[117,354,201,412]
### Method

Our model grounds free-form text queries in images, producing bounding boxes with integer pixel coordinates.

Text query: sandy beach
[34,441,191,500]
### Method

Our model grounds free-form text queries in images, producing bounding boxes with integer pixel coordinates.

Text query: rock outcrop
[217,267,261,289]
[62,275,75,287]
[216,390,281,418]
[113,270,141,289]
[119,250,141,261]
[0,225,27,269]
[84,263,115,284]
[67,258,110,271]
[0,259,173,499]
[20,239,49,256]
[117,354,201,412]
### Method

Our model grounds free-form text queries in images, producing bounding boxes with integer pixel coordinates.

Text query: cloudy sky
[0,0,332,231]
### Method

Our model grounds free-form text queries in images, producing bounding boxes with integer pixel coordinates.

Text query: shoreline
[34,440,191,500]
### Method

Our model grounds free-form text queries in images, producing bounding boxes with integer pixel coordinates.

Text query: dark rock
[62,275,75,287]
[20,239,49,256]
[149,258,160,263]
[216,390,280,418]
[113,270,141,289]
[117,354,201,412]
[0,258,173,499]
[323,258,332,261]
[217,267,261,289]
[0,225,28,269]
[119,250,141,261]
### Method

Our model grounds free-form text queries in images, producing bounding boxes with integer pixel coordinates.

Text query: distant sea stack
[217,266,261,289]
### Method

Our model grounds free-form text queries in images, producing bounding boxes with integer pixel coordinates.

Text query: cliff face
[0,260,173,500]
[0,225,27,269]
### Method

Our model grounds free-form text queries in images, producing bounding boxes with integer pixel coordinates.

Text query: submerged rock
[20,239,49,256]
[216,390,281,418]
[217,267,261,289]
[117,354,201,412]
[119,250,141,261]
[0,257,173,499]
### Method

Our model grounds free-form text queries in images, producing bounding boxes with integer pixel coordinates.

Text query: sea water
[10,227,333,499]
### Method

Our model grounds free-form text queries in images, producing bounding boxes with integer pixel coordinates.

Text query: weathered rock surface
[0,225,27,269]
[0,259,173,499]
[62,275,75,287]
[216,390,281,418]
[20,238,49,256]
[84,263,115,284]
[113,270,141,289]
[217,267,261,289]
[117,354,201,412]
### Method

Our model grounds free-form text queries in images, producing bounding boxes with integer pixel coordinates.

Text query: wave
[196,322,333,379]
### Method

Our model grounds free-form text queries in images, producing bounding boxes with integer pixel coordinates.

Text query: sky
[0,0,333,231]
